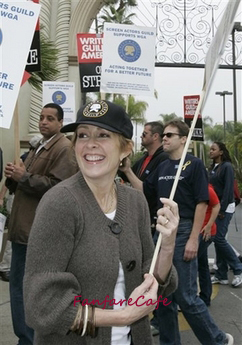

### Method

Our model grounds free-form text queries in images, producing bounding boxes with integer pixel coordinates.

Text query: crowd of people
[0,100,241,345]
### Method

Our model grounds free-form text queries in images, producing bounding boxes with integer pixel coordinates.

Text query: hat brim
[61,120,122,135]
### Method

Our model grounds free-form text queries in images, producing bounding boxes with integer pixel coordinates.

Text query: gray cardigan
[24,172,177,345]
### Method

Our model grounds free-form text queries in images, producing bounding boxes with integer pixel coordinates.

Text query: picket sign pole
[100,93,106,100]
[14,102,20,166]
[149,89,206,275]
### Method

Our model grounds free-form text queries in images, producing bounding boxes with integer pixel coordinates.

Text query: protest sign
[0,0,41,129]
[202,0,240,110]
[101,23,155,96]
[184,95,204,141]
[25,0,41,73]
[76,33,103,93]
[42,81,76,126]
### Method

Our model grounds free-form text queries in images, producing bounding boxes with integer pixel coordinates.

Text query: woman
[23,100,178,345]
[209,141,242,287]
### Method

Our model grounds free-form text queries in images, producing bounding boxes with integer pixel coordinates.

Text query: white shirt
[35,134,56,154]
[106,210,131,345]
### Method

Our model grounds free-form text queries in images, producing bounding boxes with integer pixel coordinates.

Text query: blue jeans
[156,220,226,345]
[10,242,34,345]
[198,234,214,306]
[214,213,242,280]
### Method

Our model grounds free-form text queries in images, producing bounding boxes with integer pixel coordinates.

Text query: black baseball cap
[61,100,133,139]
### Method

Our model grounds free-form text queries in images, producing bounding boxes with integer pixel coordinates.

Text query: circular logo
[0,29,3,46]
[83,100,108,118]
[118,40,141,62]
[52,91,66,105]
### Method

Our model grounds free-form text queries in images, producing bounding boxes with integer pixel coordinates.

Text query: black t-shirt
[143,153,209,219]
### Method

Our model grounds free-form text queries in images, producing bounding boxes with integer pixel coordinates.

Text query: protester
[120,121,168,233]
[4,103,78,345]
[198,183,220,306]
[23,100,178,345]
[120,120,234,345]
[0,135,41,282]
[209,141,242,287]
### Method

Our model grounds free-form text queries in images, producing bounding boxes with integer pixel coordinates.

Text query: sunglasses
[142,131,148,137]
[161,132,181,139]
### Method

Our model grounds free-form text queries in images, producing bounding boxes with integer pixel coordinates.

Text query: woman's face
[209,143,222,161]
[74,124,129,181]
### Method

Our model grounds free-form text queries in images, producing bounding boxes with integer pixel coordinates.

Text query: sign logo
[118,40,141,62]
[52,91,66,105]
[83,101,108,118]
[0,29,3,45]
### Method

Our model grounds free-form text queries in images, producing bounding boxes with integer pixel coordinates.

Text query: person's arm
[95,274,158,326]
[219,163,234,215]
[119,157,143,191]
[83,197,179,328]
[201,203,220,241]
[183,201,207,261]
[5,146,77,198]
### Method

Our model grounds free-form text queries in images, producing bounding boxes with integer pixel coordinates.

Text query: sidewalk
[0,205,241,345]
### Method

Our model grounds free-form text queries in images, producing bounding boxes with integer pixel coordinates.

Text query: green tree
[114,94,147,124]
[98,6,136,30]
[204,124,224,142]
[159,113,182,123]
[97,0,137,32]
[103,0,137,8]
[28,30,59,91]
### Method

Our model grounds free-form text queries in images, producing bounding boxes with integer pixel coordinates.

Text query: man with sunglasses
[120,121,168,232]
[120,120,234,345]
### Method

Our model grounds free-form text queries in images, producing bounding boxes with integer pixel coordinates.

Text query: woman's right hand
[123,273,158,325]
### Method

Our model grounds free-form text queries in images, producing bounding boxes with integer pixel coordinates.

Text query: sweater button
[126,260,136,271]
[109,223,122,234]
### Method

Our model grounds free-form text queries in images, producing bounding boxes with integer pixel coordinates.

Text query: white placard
[100,23,155,96]
[202,0,240,110]
[42,81,76,126]
[0,0,41,129]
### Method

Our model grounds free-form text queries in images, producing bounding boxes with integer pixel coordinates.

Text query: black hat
[61,100,133,139]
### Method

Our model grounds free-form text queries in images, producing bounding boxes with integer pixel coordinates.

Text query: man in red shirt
[198,184,220,306]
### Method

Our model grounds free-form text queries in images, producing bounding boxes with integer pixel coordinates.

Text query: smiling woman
[23,100,179,345]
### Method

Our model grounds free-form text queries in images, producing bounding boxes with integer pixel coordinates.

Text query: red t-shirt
[201,184,219,236]
[139,155,153,177]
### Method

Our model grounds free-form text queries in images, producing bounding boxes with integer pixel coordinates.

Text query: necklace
[103,185,116,214]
